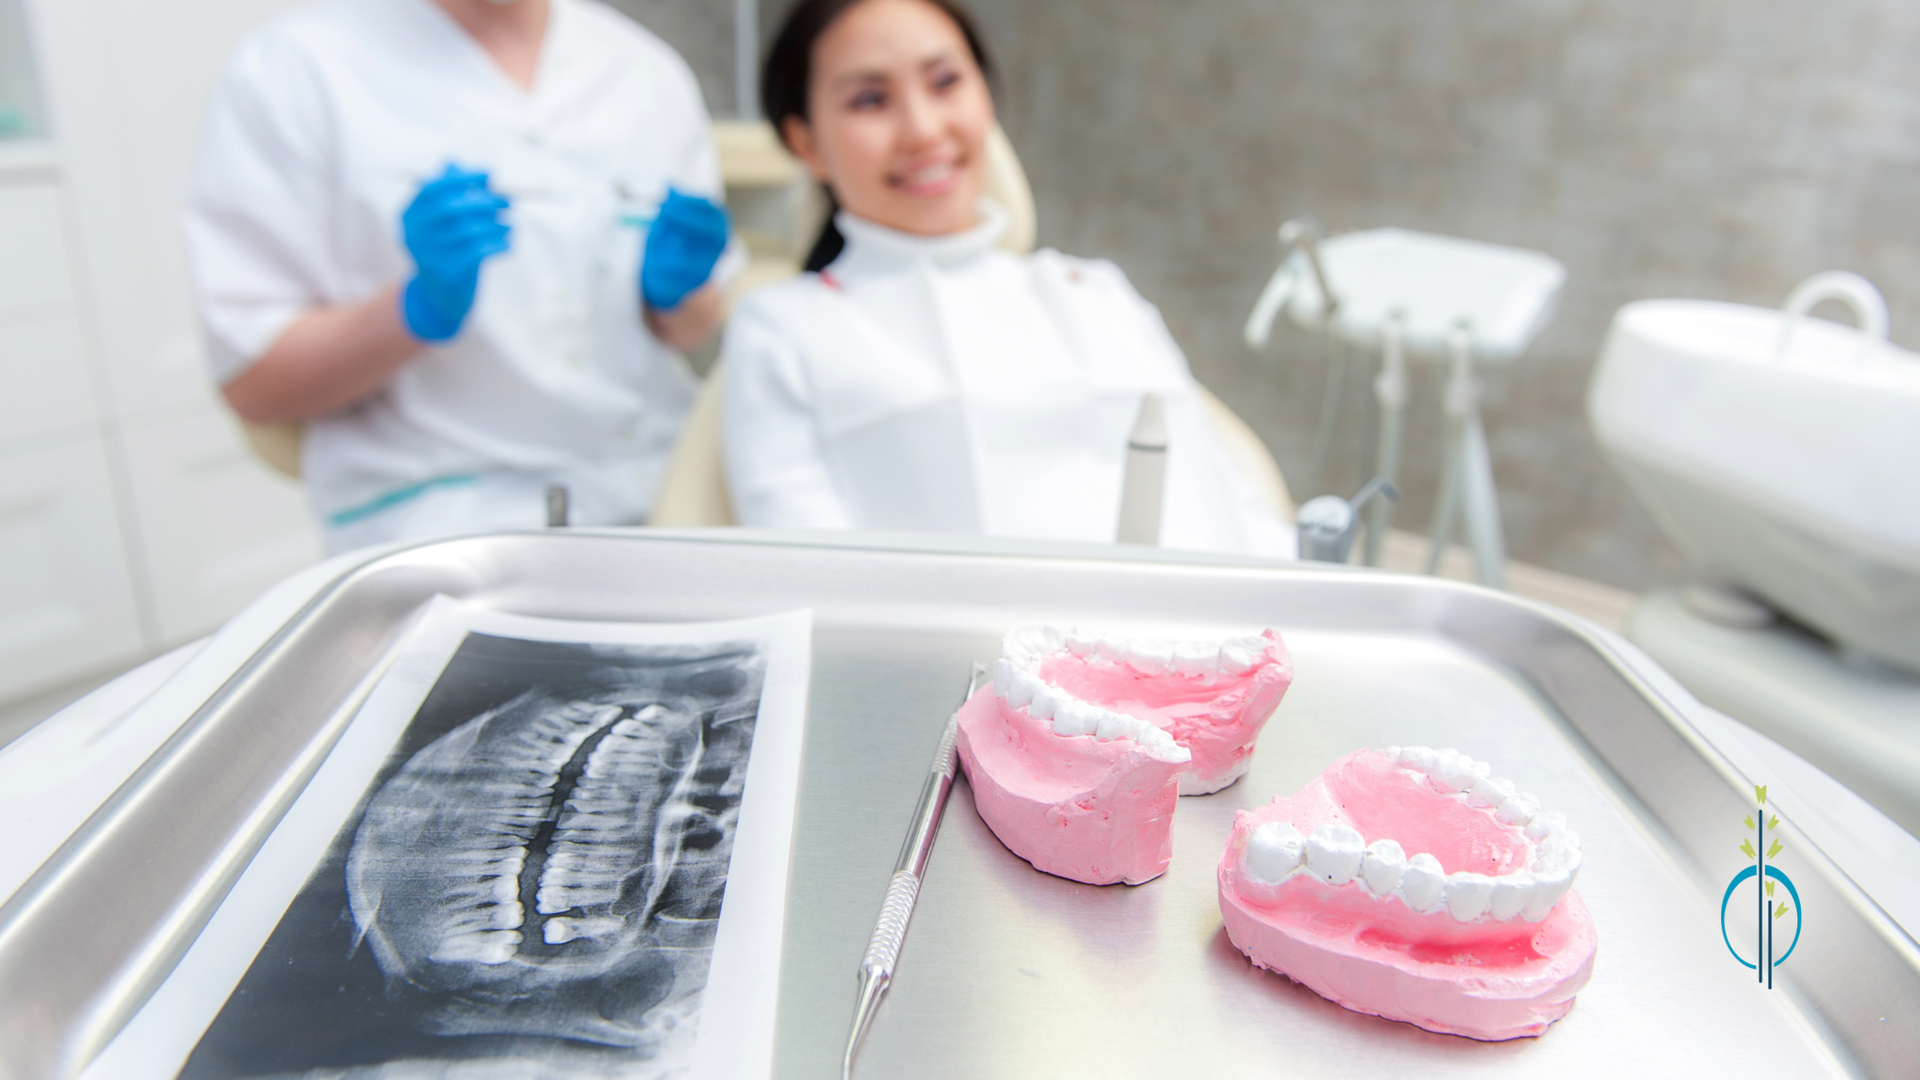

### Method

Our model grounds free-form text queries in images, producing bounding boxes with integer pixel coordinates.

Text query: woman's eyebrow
[826,68,890,92]
[825,48,964,92]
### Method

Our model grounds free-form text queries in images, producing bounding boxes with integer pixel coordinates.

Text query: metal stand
[1421,325,1505,587]
[1363,314,1407,568]
[1245,223,1564,590]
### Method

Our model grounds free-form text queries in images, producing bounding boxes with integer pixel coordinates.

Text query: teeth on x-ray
[342,647,762,1050]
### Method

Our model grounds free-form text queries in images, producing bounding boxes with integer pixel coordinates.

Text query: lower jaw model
[1217,747,1597,1040]
[955,624,1293,886]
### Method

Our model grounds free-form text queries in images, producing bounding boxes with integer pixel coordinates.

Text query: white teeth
[1129,640,1174,675]
[1218,642,1258,675]
[433,930,520,965]
[992,658,1017,699]
[1059,622,1090,657]
[1444,872,1497,921]
[1172,641,1218,677]
[1052,699,1100,737]
[1496,792,1541,826]
[543,916,624,945]
[1027,688,1059,722]
[1360,839,1408,895]
[904,162,955,185]
[1468,776,1516,809]
[1523,865,1577,922]
[1428,749,1489,794]
[1399,853,1448,914]
[444,850,526,873]
[1235,747,1583,923]
[996,660,1038,708]
[1305,825,1367,886]
[1398,746,1439,773]
[998,624,1252,763]
[1533,843,1582,876]
[1488,875,1535,921]
[1526,811,1569,843]
[1093,709,1131,742]
[535,879,621,915]
[1243,821,1306,883]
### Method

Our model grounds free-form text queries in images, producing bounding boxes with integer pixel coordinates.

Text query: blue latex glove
[641,188,731,312]
[399,164,511,342]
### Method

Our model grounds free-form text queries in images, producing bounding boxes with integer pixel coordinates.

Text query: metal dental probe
[843,661,987,1080]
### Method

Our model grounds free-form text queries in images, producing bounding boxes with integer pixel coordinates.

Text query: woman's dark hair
[761,0,995,272]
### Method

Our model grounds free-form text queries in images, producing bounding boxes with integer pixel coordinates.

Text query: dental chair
[648,126,1293,529]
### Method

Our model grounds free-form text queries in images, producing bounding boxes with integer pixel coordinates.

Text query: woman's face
[784,0,994,237]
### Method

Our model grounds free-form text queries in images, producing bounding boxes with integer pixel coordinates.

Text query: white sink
[1589,276,1920,673]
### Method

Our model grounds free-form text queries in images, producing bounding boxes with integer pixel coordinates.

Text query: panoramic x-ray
[179,630,767,1078]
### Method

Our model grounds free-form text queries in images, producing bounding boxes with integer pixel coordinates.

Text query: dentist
[187,0,739,552]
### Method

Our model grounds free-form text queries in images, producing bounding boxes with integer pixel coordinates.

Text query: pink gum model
[1218,748,1597,1040]
[957,626,1292,886]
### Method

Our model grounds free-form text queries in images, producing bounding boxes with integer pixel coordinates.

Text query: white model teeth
[1359,838,1407,895]
[1304,825,1366,886]
[1239,746,1582,924]
[1243,821,1305,882]
[1445,872,1496,921]
[995,624,1275,763]
[991,658,1188,760]
[1399,853,1447,914]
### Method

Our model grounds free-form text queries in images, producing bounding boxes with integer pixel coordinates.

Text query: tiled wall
[623,0,1920,591]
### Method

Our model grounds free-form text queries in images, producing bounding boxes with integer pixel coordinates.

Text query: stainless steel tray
[1,530,1915,1079]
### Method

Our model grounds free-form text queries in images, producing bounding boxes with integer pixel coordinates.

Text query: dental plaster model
[956,624,1292,886]
[1217,747,1597,1040]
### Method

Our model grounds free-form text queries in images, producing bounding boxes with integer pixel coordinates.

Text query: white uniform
[186,0,731,552]
[721,204,1294,557]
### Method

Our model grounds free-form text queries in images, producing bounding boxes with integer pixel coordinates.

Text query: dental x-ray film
[86,598,812,1080]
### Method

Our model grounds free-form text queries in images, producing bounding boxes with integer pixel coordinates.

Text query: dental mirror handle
[843,661,988,1080]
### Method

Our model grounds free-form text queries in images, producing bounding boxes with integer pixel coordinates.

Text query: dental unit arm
[1296,477,1398,564]
[1243,217,1339,351]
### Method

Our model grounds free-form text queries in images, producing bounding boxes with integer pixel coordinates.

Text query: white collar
[831,200,1010,277]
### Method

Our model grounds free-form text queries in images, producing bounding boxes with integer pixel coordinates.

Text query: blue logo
[1720,784,1800,987]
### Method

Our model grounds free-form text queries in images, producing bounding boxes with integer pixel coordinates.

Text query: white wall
[0,0,322,701]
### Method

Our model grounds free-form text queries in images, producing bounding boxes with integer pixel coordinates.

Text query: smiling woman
[720,0,1294,555]
[763,0,996,266]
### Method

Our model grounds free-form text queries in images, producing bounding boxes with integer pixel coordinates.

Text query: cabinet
[0,437,144,693]
[0,0,323,704]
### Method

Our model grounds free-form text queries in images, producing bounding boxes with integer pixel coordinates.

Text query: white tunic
[721,206,1293,557]
[185,0,728,550]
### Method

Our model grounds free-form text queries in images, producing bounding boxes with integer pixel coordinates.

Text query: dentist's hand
[640,188,730,312]
[399,164,511,342]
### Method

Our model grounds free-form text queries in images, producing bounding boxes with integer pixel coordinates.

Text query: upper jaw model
[1217,747,1597,1041]
[955,624,1292,886]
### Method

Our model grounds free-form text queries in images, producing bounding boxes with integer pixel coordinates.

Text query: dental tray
[2,531,1915,1079]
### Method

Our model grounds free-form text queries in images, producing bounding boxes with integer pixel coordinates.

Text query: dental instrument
[1116,393,1167,545]
[843,661,988,1080]
[1245,218,1343,496]
[1296,477,1397,564]
[1245,225,1565,586]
